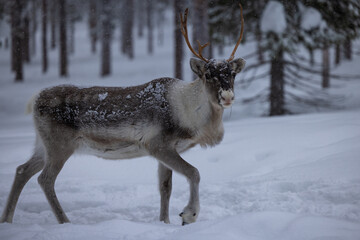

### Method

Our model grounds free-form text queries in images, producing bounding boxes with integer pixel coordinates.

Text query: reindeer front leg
[149,143,200,225]
[158,163,172,223]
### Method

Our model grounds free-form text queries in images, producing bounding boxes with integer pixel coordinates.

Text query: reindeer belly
[76,122,162,160]
[77,136,148,160]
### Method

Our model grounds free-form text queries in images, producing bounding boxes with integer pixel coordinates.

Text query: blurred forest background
[0,0,360,116]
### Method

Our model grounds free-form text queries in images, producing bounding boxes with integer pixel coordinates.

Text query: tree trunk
[174,0,184,79]
[253,0,263,64]
[31,0,37,56]
[192,0,209,58]
[255,23,264,64]
[192,0,209,79]
[69,19,75,54]
[23,15,30,63]
[156,2,165,46]
[121,0,134,59]
[42,0,48,73]
[309,48,314,66]
[270,48,285,116]
[343,37,352,60]
[136,0,144,38]
[101,0,112,77]
[322,45,330,88]
[50,0,57,49]
[146,0,153,55]
[59,0,68,77]
[11,3,16,72]
[89,0,97,53]
[218,44,224,56]
[13,0,24,81]
[335,43,340,65]
[5,38,9,49]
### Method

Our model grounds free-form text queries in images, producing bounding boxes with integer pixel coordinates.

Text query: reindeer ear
[230,58,246,74]
[190,58,206,78]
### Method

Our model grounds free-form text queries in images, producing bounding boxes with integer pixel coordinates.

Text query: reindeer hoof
[179,209,198,225]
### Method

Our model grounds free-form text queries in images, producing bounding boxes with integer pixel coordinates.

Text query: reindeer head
[180,4,246,109]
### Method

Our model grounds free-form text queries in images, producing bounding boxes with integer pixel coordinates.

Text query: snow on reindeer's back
[34,78,178,129]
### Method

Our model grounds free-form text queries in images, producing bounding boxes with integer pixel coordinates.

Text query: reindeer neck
[169,78,224,131]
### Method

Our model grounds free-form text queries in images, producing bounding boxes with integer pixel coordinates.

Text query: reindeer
[1,5,245,226]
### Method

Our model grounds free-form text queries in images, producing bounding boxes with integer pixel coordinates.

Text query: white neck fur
[169,79,213,131]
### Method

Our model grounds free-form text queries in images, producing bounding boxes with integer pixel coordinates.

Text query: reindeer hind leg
[1,150,45,223]
[37,144,74,224]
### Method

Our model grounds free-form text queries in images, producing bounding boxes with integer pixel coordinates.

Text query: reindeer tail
[26,94,38,115]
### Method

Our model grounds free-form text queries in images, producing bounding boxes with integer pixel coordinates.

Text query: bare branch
[241,50,260,60]
[242,61,271,72]
[239,71,269,88]
[241,88,269,104]
[285,65,322,85]
[285,61,360,80]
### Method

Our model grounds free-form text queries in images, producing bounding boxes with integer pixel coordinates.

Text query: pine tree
[136,0,145,38]
[209,0,255,57]
[101,0,112,77]
[192,0,210,59]
[146,0,153,55]
[88,0,98,53]
[41,0,48,73]
[68,1,81,55]
[174,0,184,79]
[59,0,68,77]
[300,0,360,88]
[121,0,134,59]
[334,44,341,66]
[270,46,285,115]
[156,0,167,46]
[31,0,37,56]
[50,0,57,50]
[12,0,24,81]
[11,1,16,72]
[210,0,360,115]
[23,14,30,63]
[322,45,330,88]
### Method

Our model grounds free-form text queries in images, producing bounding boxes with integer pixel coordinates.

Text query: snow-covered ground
[1,12,360,240]
[1,109,359,240]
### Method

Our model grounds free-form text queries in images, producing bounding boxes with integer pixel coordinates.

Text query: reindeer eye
[193,213,196,216]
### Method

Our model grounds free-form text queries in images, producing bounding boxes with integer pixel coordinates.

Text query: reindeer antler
[227,4,244,62]
[180,8,210,63]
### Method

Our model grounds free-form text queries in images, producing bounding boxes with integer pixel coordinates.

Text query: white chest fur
[169,80,224,148]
